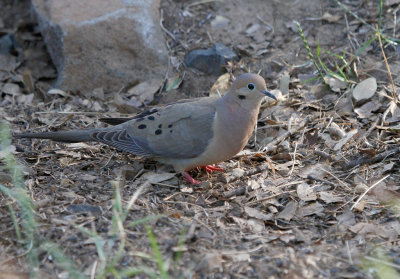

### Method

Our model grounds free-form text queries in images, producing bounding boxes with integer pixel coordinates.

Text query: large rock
[184,43,238,75]
[31,0,168,93]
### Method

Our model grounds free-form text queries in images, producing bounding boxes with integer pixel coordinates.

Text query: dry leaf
[318,192,344,204]
[2,83,21,95]
[127,78,162,106]
[297,183,317,201]
[354,100,381,118]
[231,216,265,233]
[298,163,330,180]
[142,172,176,184]
[297,202,324,217]
[325,76,347,92]
[165,74,184,91]
[321,12,341,23]
[328,122,346,139]
[277,201,297,221]
[244,206,273,221]
[333,129,358,151]
[358,148,376,157]
[210,73,231,97]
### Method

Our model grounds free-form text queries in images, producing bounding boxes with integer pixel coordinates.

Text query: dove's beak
[262,90,277,100]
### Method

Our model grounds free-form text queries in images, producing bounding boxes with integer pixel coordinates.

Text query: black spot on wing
[134,108,158,119]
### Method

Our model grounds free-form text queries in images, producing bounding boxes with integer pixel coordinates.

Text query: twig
[159,9,176,42]
[333,0,375,32]
[320,166,351,190]
[394,8,398,38]
[306,174,336,187]
[314,150,335,162]
[342,147,400,169]
[288,141,298,177]
[346,240,353,265]
[351,175,390,210]
[222,162,271,184]
[351,115,382,147]
[376,25,397,101]
[223,186,247,198]
[90,260,98,279]
[33,111,105,115]
[256,15,274,34]
[185,0,220,9]
[364,255,400,270]
[151,182,179,189]
[262,116,316,152]
[245,190,296,206]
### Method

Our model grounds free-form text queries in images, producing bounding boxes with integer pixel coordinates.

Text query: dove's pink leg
[182,171,201,184]
[201,165,225,173]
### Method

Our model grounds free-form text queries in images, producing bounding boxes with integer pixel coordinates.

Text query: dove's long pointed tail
[14,129,103,143]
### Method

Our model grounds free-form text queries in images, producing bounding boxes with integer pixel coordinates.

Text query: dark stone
[138,124,147,129]
[238,95,246,100]
[155,129,162,135]
[158,124,162,128]
[147,116,155,120]
[0,34,18,54]
[168,124,173,128]
[184,43,238,75]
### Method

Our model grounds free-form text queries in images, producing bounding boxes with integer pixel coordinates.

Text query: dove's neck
[216,94,262,153]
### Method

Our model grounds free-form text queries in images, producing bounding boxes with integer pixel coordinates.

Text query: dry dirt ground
[1,0,400,278]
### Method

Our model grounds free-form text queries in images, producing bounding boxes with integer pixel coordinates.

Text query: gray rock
[31,0,168,93]
[352,77,377,105]
[184,43,238,75]
[0,34,17,54]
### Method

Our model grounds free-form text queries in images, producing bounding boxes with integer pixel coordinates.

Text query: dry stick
[223,186,247,198]
[314,150,335,162]
[288,141,298,177]
[342,146,400,169]
[353,114,382,147]
[364,255,400,270]
[221,162,271,184]
[185,0,221,9]
[90,261,98,279]
[245,190,297,206]
[351,174,390,211]
[306,174,336,187]
[262,116,315,153]
[346,240,353,265]
[376,25,397,101]
[320,166,351,190]
[159,9,176,42]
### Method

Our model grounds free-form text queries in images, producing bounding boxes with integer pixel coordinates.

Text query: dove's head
[228,73,276,108]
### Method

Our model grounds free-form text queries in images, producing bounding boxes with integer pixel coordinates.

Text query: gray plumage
[15,73,276,177]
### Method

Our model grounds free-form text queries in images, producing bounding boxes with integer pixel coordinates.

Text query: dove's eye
[247,83,255,90]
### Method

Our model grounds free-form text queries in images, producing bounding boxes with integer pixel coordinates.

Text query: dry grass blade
[376,25,397,102]
[351,174,390,210]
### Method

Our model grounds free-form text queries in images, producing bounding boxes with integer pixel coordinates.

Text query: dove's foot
[201,165,225,173]
[182,171,201,184]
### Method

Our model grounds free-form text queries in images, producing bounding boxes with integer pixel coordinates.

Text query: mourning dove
[15,73,276,184]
